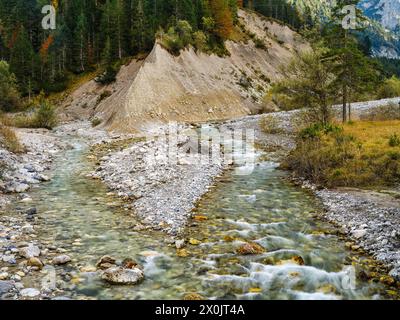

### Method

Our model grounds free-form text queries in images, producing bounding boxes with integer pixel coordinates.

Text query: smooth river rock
[0,280,14,295]
[19,245,40,259]
[101,267,144,285]
[20,288,40,298]
[52,255,71,265]
[27,257,44,269]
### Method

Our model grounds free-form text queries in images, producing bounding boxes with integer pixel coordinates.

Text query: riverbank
[316,188,400,281]
[1,97,400,299]
[0,127,66,299]
[0,128,67,208]
[253,97,400,281]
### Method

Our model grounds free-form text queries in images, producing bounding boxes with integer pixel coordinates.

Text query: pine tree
[324,0,378,122]
[271,48,336,125]
[9,26,35,94]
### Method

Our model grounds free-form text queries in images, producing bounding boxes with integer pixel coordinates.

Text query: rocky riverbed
[0,121,135,299]
[86,97,400,279]
[1,97,400,299]
[0,128,67,208]
[89,124,227,236]
[316,189,400,281]
[253,97,400,282]
[87,114,297,236]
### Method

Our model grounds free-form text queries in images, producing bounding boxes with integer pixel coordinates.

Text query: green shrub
[176,20,193,47]
[91,117,102,127]
[0,125,24,153]
[389,133,400,147]
[159,26,185,55]
[254,37,267,50]
[388,150,400,160]
[299,123,343,139]
[33,101,58,129]
[0,60,20,112]
[10,101,58,130]
[157,19,230,57]
[193,31,207,52]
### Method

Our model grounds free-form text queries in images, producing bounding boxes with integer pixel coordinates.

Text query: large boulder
[101,267,144,285]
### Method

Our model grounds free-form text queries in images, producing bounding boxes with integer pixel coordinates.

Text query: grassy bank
[282,120,400,188]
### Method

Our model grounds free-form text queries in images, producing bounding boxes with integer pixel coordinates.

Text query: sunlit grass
[283,120,400,188]
[342,120,400,150]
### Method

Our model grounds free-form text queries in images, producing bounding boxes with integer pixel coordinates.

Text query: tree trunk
[80,36,84,72]
[342,29,348,123]
[348,102,351,122]
[342,83,347,123]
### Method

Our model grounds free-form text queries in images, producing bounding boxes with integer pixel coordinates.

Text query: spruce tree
[324,0,378,122]
[9,26,35,94]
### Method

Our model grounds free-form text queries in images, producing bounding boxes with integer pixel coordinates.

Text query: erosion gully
[3,128,399,300]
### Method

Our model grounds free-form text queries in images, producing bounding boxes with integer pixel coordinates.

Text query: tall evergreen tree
[324,0,378,122]
[9,26,35,94]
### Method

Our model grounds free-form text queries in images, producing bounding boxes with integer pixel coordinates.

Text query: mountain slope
[61,10,309,132]
[360,0,400,32]
[360,0,400,58]
[287,0,400,58]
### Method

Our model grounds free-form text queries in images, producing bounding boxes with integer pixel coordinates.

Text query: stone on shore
[28,257,44,269]
[0,280,14,295]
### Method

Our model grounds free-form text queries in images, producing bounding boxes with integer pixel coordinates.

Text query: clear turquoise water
[9,138,396,300]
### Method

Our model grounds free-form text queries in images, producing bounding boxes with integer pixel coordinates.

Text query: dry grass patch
[260,115,285,134]
[0,125,24,153]
[360,103,400,121]
[283,120,400,188]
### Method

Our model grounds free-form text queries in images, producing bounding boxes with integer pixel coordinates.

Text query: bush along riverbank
[262,102,400,283]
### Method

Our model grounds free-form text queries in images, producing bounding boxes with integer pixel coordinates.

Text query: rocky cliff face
[360,0,400,58]
[288,0,400,58]
[360,0,400,32]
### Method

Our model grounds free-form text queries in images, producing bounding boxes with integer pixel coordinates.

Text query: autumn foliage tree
[209,0,234,40]
[0,0,239,96]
